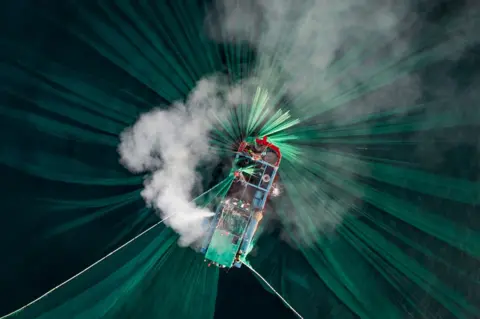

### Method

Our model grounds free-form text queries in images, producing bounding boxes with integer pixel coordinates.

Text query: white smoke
[207,0,421,115]
[206,0,480,246]
[205,0,419,244]
[118,75,239,247]
[207,0,479,119]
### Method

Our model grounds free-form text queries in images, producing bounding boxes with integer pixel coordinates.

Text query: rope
[241,261,304,319]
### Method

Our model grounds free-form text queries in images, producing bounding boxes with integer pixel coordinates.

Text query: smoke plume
[205,0,480,245]
[205,0,420,244]
[206,0,421,113]
[118,75,236,247]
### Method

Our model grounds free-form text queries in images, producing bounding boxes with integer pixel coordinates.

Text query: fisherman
[234,171,247,185]
[245,140,264,161]
[253,139,267,154]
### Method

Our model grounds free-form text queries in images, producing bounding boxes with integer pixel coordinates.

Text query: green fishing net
[1,1,479,319]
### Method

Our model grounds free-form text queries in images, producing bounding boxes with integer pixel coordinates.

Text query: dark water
[0,0,479,318]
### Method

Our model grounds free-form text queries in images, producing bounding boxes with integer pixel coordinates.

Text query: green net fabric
[4,226,218,319]
[1,1,479,319]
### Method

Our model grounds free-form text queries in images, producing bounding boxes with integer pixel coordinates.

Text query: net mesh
[1,1,479,319]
